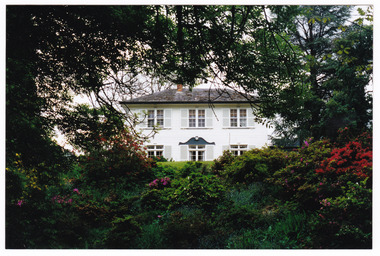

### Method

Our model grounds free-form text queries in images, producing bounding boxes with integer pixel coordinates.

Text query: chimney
[177,84,183,92]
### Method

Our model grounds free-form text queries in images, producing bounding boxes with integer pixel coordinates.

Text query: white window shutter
[222,145,230,152]
[137,109,147,128]
[222,109,230,127]
[181,109,188,128]
[164,145,172,159]
[206,145,214,160]
[247,109,255,127]
[206,108,213,127]
[180,145,187,161]
[164,109,171,128]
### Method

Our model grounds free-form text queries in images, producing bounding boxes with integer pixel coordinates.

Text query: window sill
[223,127,254,129]
[141,127,171,130]
[181,127,213,130]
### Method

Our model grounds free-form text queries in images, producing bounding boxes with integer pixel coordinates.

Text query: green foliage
[162,207,211,249]
[135,219,167,249]
[169,169,226,210]
[268,139,332,210]
[224,147,288,184]
[80,128,154,190]
[212,150,236,175]
[226,211,310,249]
[105,215,141,249]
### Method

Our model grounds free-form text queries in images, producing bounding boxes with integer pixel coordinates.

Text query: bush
[212,150,236,175]
[105,215,141,249]
[162,207,211,248]
[268,139,333,210]
[169,170,226,211]
[80,129,154,190]
[313,178,372,248]
[224,147,288,184]
[226,211,310,249]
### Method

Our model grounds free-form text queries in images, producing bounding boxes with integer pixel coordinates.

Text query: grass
[157,161,214,169]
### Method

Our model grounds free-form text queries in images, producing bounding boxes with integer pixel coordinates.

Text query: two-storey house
[121,85,272,161]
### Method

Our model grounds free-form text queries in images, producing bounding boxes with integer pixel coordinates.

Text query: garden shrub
[168,170,226,210]
[162,207,211,248]
[313,178,372,248]
[224,147,288,185]
[212,150,236,176]
[316,131,372,180]
[180,161,211,178]
[226,211,310,249]
[268,139,333,210]
[135,219,167,249]
[105,215,141,249]
[80,129,154,190]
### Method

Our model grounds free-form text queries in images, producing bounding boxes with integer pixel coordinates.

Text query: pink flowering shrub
[148,177,171,189]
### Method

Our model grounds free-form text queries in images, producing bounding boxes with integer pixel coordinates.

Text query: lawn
[157,161,214,169]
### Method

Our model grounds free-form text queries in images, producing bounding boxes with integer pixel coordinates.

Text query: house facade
[121,85,272,161]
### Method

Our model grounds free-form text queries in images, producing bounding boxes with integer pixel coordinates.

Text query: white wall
[127,103,272,161]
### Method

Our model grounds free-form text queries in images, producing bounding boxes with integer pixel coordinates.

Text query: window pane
[148,151,155,158]
[156,145,164,149]
[198,109,205,118]
[189,119,196,127]
[156,151,163,157]
[189,110,196,118]
[148,110,155,118]
[197,109,205,127]
[231,119,238,127]
[240,145,248,149]
[230,145,238,149]
[157,110,164,118]
[240,109,246,117]
[190,151,197,161]
[157,119,164,126]
[198,151,204,161]
[148,119,155,127]
[240,118,247,127]
[147,145,155,150]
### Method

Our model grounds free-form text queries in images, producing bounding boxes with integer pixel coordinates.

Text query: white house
[121,85,272,161]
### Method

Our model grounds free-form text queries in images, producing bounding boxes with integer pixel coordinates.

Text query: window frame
[230,108,247,128]
[230,144,248,156]
[188,109,206,128]
[147,109,164,128]
[147,145,164,158]
[188,145,205,161]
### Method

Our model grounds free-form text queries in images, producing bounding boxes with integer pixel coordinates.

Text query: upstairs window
[189,109,206,128]
[147,109,164,128]
[230,109,247,127]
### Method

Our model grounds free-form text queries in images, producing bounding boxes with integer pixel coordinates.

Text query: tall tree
[7,5,303,153]
[269,6,372,144]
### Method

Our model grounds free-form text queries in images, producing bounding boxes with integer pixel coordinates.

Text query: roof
[120,88,257,105]
[179,136,215,145]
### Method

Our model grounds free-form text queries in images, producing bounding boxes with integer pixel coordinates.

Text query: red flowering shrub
[80,128,154,189]
[316,131,372,179]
